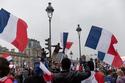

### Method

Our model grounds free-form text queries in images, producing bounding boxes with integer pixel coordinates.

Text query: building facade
[0,38,42,68]
[23,39,42,67]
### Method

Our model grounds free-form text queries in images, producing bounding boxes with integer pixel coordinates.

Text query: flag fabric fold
[0,8,28,52]
[98,51,115,65]
[85,26,122,68]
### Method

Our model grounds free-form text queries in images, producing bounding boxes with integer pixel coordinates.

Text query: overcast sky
[0,0,125,59]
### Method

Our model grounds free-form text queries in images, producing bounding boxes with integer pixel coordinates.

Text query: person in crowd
[105,69,117,83]
[24,62,46,83]
[94,68,105,83]
[116,69,125,83]
[111,72,117,83]
[105,70,113,83]
[0,57,14,83]
[22,68,29,83]
[81,59,98,83]
[52,43,62,54]
[41,48,49,64]
[120,67,125,75]
[23,72,46,83]
[51,43,62,69]
[51,62,60,73]
[52,58,91,83]
[15,67,23,83]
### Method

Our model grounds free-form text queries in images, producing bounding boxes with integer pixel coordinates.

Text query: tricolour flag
[2,53,12,61]
[85,26,122,68]
[0,8,28,52]
[39,62,52,82]
[60,32,68,53]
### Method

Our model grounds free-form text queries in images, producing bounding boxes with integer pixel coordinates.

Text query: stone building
[23,39,42,67]
[0,38,42,68]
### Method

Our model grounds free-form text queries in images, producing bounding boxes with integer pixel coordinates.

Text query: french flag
[60,32,68,53]
[0,8,28,52]
[2,53,12,61]
[39,62,53,83]
[65,41,73,53]
[85,26,122,68]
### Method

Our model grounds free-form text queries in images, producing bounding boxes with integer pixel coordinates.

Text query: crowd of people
[0,54,125,83]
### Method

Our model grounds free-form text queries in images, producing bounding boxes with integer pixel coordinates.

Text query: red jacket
[94,71,105,83]
[0,76,13,83]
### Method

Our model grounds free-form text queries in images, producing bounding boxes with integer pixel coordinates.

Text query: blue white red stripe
[85,26,112,53]
[39,62,52,82]
[85,26,122,68]
[0,8,28,52]
[2,53,12,61]
[60,32,68,52]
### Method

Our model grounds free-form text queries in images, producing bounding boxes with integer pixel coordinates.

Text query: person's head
[120,67,125,74]
[90,58,93,61]
[61,58,71,70]
[87,60,94,71]
[0,57,10,78]
[117,69,124,77]
[57,43,60,45]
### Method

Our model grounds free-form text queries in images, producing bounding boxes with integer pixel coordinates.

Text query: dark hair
[121,67,125,74]
[87,60,94,71]
[0,57,10,77]
[61,58,71,70]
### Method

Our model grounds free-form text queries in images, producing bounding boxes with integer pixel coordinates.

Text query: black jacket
[53,64,91,83]
[24,75,46,83]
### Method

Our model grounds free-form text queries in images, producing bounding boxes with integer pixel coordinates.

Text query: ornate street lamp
[46,2,54,58]
[76,24,82,61]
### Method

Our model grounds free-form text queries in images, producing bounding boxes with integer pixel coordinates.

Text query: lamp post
[76,24,82,61]
[46,2,54,58]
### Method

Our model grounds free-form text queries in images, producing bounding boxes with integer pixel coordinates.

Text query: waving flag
[0,8,28,52]
[65,41,73,53]
[85,26,122,68]
[2,53,12,61]
[60,32,68,53]
[39,62,52,82]
[66,42,73,49]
